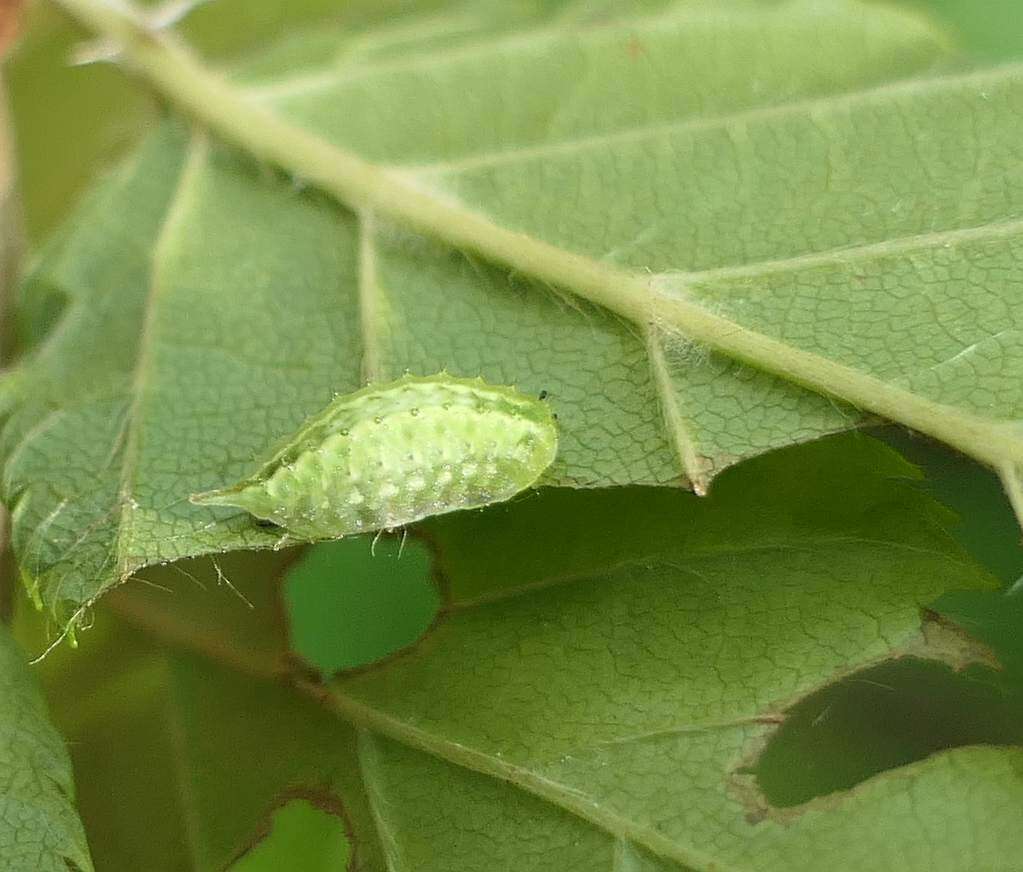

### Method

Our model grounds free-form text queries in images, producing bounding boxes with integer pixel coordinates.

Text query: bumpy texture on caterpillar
[190,373,558,540]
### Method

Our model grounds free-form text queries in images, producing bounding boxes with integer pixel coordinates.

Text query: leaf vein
[644,325,709,492]
[113,133,208,581]
[402,64,1023,176]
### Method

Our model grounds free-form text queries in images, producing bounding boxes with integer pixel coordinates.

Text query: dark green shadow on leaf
[424,431,953,604]
[874,427,1023,680]
[284,534,440,675]
[752,657,1023,808]
[876,427,1023,586]
[914,0,1023,60]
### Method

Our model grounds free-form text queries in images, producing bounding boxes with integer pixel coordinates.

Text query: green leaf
[5,0,975,627]
[0,623,92,872]
[421,430,949,602]
[321,438,1017,871]
[14,434,1019,870]
[877,426,1023,584]
[917,0,1023,60]
[20,555,378,871]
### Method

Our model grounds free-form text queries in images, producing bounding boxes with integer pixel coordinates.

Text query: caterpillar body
[190,373,558,540]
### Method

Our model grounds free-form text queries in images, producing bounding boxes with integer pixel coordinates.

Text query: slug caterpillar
[190,373,557,540]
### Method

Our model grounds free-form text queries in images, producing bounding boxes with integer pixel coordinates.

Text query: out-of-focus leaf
[916,0,1023,60]
[0,67,22,364]
[0,623,92,872]
[878,427,1023,585]
[6,2,151,243]
[284,534,440,675]
[18,555,377,872]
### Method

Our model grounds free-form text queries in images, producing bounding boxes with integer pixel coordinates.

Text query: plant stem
[50,0,1023,480]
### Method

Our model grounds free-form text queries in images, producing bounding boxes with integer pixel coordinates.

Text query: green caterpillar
[190,373,558,540]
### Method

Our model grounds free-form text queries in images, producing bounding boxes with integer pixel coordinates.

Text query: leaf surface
[19,551,376,871]
[20,434,1022,872]
[5,0,979,624]
[326,438,1020,871]
[0,624,92,871]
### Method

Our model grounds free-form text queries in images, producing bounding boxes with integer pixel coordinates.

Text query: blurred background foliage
[5,0,1023,867]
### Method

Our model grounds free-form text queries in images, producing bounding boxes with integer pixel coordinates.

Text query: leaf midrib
[325,689,737,872]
